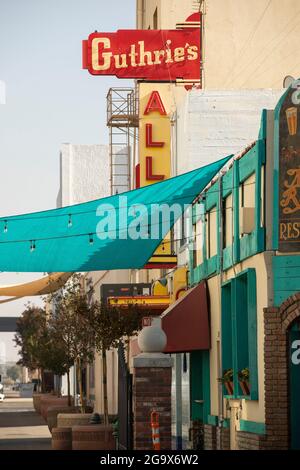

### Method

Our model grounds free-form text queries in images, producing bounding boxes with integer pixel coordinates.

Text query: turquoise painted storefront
[187,83,300,448]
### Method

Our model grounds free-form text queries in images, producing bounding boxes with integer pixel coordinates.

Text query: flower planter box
[33,393,52,414]
[48,406,93,432]
[239,380,250,396]
[40,397,72,420]
[52,427,72,450]
[57,412,93,429]
[72,424,115,450]
[224,381,234,395]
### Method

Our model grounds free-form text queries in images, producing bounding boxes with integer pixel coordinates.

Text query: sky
[0,0,135,362]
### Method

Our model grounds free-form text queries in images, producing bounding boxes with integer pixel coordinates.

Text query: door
[289,322,300,450]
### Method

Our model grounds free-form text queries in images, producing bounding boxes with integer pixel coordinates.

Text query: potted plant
[219,368,234,395]
[238,368,250,395]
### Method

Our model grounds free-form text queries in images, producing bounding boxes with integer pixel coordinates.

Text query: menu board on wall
[279,80,300,251]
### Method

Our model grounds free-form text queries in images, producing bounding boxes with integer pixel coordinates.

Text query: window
[240,173,255,209]
[221,269,258,400]
[240,173,256,237]
[180,213,186,248]
[206,207,217,258]
[223,194,233,248]
[193,219,204,267]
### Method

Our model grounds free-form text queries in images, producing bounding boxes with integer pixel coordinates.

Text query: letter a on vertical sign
[139,83,176,268]
[144,91,167,115]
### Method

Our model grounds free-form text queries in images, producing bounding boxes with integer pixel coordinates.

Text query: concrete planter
[57,413,93,429]
[40,397,71,420]
[52,427,72,450]
[72,424,115,450]
[33,393,52,414]
[47,406,79,432]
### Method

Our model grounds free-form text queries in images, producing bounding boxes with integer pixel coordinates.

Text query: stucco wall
[137,0,300,90]
[204,0,300,89]
[136,0,196,29]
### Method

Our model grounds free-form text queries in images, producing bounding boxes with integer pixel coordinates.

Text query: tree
[14,304,47,391]
[14,303,74,397]
[48,274,96,411]
[6,365,22,382]
[92,302,144,424]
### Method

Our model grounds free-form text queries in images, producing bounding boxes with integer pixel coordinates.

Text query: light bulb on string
[89,233,94,245]
[30,240,36,252]
[68,214,72,228]
[3,220,8,233]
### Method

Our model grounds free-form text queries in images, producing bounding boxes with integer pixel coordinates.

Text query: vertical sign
[279,79,300,251]
[139,83,176,268]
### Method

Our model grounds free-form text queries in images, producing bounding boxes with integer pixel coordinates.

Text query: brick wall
[190,420,204,450]
[204,424,217,450]
[133,364,172,450]
[216,426,230,450]
[236,431,263,450]
[263,293,300,450]
[203,424,230,450]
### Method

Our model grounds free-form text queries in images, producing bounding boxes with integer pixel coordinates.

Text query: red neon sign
[82,28,200,81]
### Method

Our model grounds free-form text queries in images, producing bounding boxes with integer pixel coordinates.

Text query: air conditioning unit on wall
[240,207,255,235]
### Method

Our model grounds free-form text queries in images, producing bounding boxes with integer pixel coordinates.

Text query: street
[0,393,51,450]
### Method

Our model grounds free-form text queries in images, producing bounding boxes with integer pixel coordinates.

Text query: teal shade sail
[0,155,231,272]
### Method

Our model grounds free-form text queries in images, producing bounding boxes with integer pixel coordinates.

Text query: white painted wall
[176,88,284,174]
[57,143,110,207]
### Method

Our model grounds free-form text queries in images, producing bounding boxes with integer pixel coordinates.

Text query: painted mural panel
[279,80,300,251]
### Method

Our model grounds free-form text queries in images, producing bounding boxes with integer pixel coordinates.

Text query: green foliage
[238,367,250,381]
[219,368,234,383]
[14,304,48,371]
[6,365,22,382]
[93,302,144,353]
[48,273,96,367]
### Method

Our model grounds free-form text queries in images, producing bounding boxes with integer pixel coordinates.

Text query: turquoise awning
[0,155,231,272]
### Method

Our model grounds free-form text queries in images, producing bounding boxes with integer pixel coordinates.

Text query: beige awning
[0,272,71,297]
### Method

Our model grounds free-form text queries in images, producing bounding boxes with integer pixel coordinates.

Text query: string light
[30,240,36,252]
[89,233,94,245]
[3,220,7,233]
[68,214,72,228]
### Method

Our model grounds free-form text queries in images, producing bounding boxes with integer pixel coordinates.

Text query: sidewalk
[0,397,51,450]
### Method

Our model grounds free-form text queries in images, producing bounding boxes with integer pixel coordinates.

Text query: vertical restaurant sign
[139,83,176,268]
[279,79,300,251]
[82,29,200,81]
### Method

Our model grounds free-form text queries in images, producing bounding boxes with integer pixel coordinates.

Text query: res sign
[82,28,200,81]
[279,79,300,251]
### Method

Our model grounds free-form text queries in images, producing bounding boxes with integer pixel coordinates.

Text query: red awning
[161,281,210,353]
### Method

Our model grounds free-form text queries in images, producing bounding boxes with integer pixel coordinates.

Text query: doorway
[289,321,300,450]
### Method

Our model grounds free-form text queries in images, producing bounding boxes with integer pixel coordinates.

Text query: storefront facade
[187,83,300,450]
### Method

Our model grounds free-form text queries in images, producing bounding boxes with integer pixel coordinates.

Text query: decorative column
[133,318,172,450]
